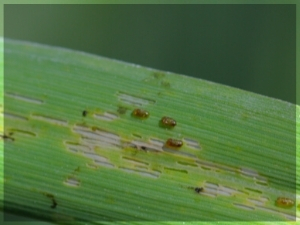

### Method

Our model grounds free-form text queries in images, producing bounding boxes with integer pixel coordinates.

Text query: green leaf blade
[2,38,298,223]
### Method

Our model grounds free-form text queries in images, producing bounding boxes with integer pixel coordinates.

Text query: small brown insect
[165,138,183,148]
[275,197,294,208]
[161,116,176,127]
[195,187,203,193]
[82,110,88,117]
[132,109,149,119]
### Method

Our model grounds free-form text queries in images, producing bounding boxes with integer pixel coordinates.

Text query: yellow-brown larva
[132,109,149,119]
[161,116,176,127]
[165,138,183,148]
[275,197,294,208]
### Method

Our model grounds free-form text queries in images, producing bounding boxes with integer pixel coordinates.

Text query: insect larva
[132,109,149,119]
[165,138,183,148]
[275,197,294,208]
[161,116,176,127]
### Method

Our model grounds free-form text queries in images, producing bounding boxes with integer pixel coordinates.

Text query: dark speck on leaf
[195,187,203,193]
[82,110,88,117]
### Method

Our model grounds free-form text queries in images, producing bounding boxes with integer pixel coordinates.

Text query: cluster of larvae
[132,108,182,149]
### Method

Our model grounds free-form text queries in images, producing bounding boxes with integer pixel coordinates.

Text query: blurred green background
[4,4,296,103]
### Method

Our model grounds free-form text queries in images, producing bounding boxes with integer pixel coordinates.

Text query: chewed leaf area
[117,91,155,106]
[62,118,295,220]
[4,86,295,221]
[4,39,296,221]
[4,87,295,220]
[5,92,44,104]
